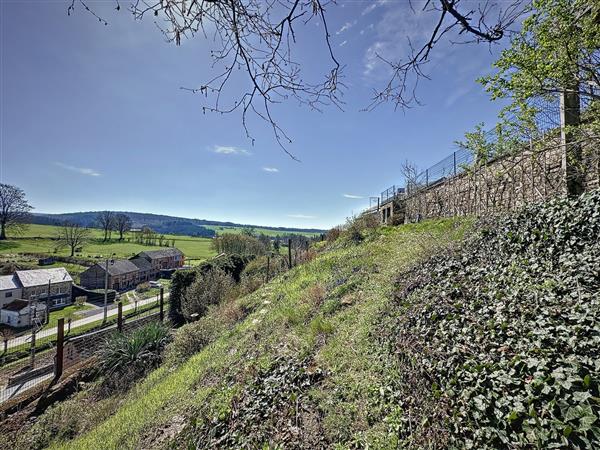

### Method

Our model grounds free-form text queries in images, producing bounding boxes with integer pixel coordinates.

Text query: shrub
[326,226,343,243]
[197,253,251,282]
[167,299,248,365]
[169,269,197,326]
[182,269,234,320]
[98,322,170,390]
[135,282,150,293]
[165,316,222,365]
[343,214,380,244]
[211,233,268,257]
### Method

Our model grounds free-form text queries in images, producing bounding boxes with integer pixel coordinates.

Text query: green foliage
[98,322,170,387]
[27,218,468,449]
[166,316,224,365]
[212,233,268,257]
[181,269,234,320]
[169,269,196,326]
[186,357,326,449]
[385,190,600,448]
[196,253,251,282]
[480,0,600,126]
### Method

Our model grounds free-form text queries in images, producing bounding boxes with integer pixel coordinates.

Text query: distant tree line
[129,226,176,248]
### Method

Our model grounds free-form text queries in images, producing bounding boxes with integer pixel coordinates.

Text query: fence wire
[0,297,164,406]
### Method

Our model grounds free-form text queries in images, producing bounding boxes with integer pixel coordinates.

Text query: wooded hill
[31,212,325,237]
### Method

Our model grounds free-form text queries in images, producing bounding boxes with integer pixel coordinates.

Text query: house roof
[102,259,140,276]
[15,268,73,288]
[138,248,184,260]
[130,257,152,271]
[1,299,29,312]
[0,274,21,291]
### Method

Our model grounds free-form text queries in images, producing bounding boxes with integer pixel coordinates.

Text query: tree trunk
[70,246,75,257]
[0,223,5,240]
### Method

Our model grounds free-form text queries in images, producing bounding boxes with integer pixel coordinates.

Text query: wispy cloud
[343,193,365,199]
[362,0,389,16]
[287,214,316,219]
[55,162,101,177]
[211,145,251,156]
[263,167,279,173]
[362,3,378,15]
[444,85,473,108]
[336,20,357,35]
[339,40,348,47]
[363,4,439,78]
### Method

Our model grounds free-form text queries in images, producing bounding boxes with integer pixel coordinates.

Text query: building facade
[137,248,185,274]
[0,275,23,309]
[79,259,141,291]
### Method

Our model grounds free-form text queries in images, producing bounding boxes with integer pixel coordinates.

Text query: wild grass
[43,218,469,449]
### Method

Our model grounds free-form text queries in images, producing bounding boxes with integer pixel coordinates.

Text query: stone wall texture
[404,142,599,222]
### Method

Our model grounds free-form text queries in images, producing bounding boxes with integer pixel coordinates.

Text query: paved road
[6,292,169,351]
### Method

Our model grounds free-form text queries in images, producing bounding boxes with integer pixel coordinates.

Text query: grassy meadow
[0,224,216,262]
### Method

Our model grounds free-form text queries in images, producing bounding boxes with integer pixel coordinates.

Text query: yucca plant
[98,322,170,380]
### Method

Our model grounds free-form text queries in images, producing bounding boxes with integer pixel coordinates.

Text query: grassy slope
[58,219,468,449]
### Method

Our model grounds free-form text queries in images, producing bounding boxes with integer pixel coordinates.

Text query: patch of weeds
[186,357,326,449]
[309,316,334,338]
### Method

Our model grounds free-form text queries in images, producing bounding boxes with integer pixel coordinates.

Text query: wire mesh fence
[0,292,166,407]
[363,92,598,214]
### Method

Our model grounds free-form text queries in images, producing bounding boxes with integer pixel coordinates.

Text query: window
[5,292,12,298]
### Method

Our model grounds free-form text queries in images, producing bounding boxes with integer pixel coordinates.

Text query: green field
[205,225,322,237]
[0,224,216,261]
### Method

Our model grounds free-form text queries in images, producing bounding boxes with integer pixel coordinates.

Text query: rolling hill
[30,212,325,237]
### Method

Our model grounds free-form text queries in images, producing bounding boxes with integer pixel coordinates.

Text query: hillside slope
[11,191,600,449]
[31,212,325,236]
[39,219,466,449]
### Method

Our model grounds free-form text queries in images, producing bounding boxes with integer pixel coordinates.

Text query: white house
[0,275,23,309]
[0,299,47,328]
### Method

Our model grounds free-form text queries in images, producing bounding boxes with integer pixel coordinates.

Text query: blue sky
[1,0,509,229]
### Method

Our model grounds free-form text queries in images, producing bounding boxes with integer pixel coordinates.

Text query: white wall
[0,289,23,309]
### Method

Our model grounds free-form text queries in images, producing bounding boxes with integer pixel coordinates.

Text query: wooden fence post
[55,318,64,380]
[288,238,293,269]
[159,287,164,322]
[266,256,271,283]
[117,301,123,332]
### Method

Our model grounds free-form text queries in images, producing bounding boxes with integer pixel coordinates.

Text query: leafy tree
[480,0,600,127]
[56,221,91,256]
[0,183,33,240]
